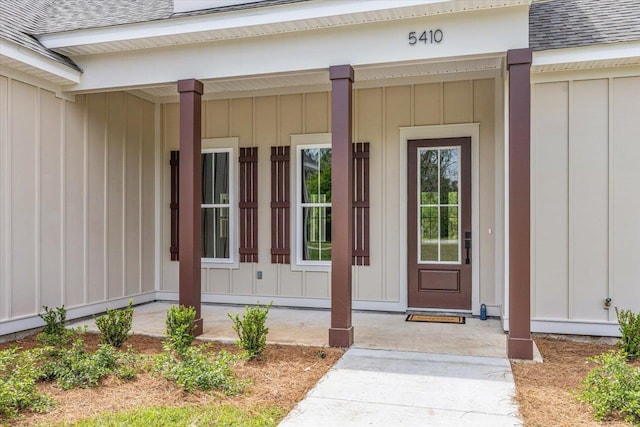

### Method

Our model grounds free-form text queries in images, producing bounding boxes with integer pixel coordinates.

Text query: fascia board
[0,38,81,84]
[39,0,530,52]
[532,41,640,69]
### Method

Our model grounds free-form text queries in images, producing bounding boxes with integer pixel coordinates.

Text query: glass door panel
[418,147,461,264]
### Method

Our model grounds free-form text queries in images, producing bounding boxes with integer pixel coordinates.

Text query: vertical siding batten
[567,81,574,320]
[607,78,615,323]
[35,88,41,313]
[60,98,66,306]
[83,95,89,304]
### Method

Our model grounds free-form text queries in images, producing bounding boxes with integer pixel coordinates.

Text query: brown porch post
[329,65,354,347]
[507,49,533,359]
[178,78,204,336]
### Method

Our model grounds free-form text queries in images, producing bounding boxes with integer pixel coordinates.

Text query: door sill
[407,308,472,317]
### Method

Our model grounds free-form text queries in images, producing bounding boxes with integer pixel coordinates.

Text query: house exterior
[1,0,639,359]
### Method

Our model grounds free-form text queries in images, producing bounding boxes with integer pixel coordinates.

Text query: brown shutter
[270,146,290,264]
[352,142,370,266]
[170,150,180,261]
[239,147,258,262]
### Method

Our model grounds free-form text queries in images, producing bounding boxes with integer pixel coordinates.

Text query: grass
[63,405,284,427]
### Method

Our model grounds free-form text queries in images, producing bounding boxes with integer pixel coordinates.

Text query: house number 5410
[408,29,443,45]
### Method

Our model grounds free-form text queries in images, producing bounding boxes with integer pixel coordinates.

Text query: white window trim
[291,133,332,272]
[201,137,239,269]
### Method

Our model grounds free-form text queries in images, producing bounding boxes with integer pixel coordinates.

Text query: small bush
[153,346,243,394]
[0,347,53,420]
[165,305,196,355]
[228,303,271,360]
[40,339,138,389]
[95,300,134,348]
[616,307,640,360]
[37,305,73,348]
[577,350,640,424]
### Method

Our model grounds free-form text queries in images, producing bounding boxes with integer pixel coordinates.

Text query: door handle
[464,232,471,265]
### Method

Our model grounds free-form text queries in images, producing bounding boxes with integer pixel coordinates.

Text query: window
[298,144,332,264]
[201,148,232,262]
[289,133,370,269]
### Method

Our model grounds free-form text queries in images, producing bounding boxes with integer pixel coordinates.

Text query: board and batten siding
[531,75,640,324]
[0,75,156,322]
[161,79,500,307]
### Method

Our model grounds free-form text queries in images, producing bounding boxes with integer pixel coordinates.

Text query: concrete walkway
[280,348,522,427]
[70,302,524,425]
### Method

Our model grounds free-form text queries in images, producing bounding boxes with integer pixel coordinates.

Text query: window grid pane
[301,147,332,262]
[418,147,461,263]
[201,150,231,260]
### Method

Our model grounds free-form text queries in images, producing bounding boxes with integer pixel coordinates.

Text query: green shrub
[95,300,134,348]
[37,305,73,348]
[165,305,196,355]
[40,339,139,389]
[228,303,271,360]
[0,347,53,420]
[577,350,640,424]
[616,307,640,360]
[153,346,243,394]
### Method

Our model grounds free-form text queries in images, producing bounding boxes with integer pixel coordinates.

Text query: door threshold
[407,308,472,318]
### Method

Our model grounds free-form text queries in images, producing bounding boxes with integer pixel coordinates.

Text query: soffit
[40,1,530,57]
[130,55,503,102]
[0,56,74,85]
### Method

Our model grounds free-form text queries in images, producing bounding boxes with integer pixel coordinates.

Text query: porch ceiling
[131,55,504,102]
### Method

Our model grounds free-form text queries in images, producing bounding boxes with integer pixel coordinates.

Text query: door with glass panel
[407,138,471,309]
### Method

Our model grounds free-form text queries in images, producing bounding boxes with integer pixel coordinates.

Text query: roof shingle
[530,0,640,51]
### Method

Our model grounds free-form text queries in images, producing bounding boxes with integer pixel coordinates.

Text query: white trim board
[0,39,81,85]
[399,124,481,315]
[156,291,408,313]
[501,318,621,337]
[0,292,156,336]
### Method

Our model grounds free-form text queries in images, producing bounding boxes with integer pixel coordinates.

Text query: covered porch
[71,301,511,358]
[45,1,534,359]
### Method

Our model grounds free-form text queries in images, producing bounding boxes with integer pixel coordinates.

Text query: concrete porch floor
[71,302,509,358]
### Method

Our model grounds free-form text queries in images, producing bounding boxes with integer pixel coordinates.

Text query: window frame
[200,138,238,268]
[293,134,332,269]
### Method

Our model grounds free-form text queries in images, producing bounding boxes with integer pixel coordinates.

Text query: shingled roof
[33,0,309,34]
[0,0,81,71]
[2,0,639,75]
[530,0,640,51]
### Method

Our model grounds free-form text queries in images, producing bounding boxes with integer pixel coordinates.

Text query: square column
[507,49,534,359]
[178,78,204,336]
[329,65,354,347]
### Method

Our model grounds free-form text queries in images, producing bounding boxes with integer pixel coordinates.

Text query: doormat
[405,314,465,324]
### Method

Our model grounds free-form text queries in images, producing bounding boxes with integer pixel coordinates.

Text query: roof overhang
[0,38,81,85]
[532,40,640,73]
[38,0,531,56]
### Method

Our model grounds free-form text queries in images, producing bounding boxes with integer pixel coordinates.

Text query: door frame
[399,124,480,315]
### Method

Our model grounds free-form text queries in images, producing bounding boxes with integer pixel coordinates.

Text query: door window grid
[417,146,461,264]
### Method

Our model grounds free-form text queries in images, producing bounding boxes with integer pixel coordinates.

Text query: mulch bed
[511,335,629,426]
[1,333,344,426]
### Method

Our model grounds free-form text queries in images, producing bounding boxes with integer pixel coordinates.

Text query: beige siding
[161,79,499,306]
[571,80,609,321]
[532,82,569,319]
[0,75,156,321]
[612,77,640,312]
[0,76,8,320]
[532,75,640,321]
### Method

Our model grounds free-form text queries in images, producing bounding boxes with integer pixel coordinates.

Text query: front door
[408,138,471,309]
